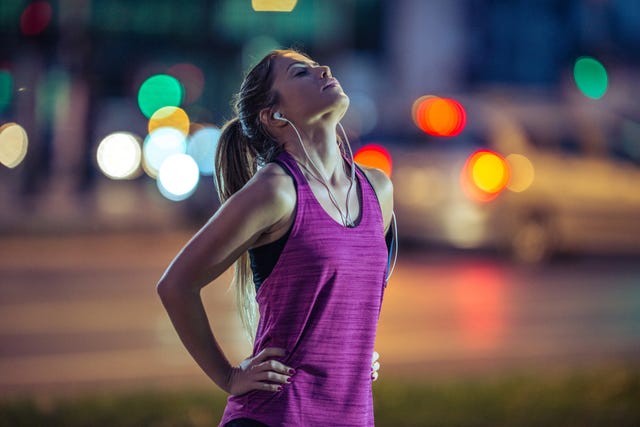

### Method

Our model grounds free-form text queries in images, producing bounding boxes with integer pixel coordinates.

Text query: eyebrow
[287,61,320,71]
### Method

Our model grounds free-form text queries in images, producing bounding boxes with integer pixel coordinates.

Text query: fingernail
[277,386,283,391]
[286,377,292,383]
[288,369,295,374]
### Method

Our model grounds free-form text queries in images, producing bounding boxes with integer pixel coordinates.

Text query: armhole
[354,164,387,227]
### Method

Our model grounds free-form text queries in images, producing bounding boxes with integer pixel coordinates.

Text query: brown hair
[214,49,300,344]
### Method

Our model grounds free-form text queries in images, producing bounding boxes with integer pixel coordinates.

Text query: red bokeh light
[20,1,52,36]
[412,96,467,137]
[354,144,392,178]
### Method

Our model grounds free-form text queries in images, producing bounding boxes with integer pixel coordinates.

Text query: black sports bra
[248,224,292,293]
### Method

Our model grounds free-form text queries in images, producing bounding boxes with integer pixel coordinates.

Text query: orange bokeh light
[354,144,392,177]
[460,150,510,203]
[148,106,190,136]
[412,96,466,137]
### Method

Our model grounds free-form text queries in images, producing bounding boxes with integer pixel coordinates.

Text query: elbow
[156,274,199,303]
[156,276,180,303]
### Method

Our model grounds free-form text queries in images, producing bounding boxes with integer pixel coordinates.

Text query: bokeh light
[251,0,298,12]
[0,71,12,113]
[413,95,466,137]
[574,57,608,100]
[148,106,190,136]
[461,150,510,202]
[96,132,142,180]
[0,123,28,168]
[354,144,392,177]
[137,74,184,119]
[20,1,52,36]
[157,154,200,201]
[187,127,221,176]
[142,127,187,178]
[166,63,205,105]
[505,153,535,193]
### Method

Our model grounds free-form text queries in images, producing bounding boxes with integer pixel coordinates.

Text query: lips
[322,78,340,91]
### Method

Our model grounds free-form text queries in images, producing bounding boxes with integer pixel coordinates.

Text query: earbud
[273,111,287,121]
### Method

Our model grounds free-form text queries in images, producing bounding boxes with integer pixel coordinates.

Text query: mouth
[322,78,340,91]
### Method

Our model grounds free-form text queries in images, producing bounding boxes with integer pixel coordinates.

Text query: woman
[157,49,394,426]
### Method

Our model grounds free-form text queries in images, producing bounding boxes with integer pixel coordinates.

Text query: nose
[318,65,331,79]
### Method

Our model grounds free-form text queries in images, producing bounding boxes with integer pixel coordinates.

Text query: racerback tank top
[219,150,388,427]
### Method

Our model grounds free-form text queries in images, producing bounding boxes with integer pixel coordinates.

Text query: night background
[1,1,640,426]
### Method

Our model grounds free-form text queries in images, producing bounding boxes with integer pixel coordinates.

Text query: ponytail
[215,117,257,204]
[214,117,260,345]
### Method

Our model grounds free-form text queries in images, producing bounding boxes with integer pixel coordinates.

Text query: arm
[156,166,296,394]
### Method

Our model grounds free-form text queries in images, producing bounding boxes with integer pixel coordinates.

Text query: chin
[335,93,350,118]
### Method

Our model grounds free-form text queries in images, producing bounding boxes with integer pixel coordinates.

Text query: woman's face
[269,51,349,124]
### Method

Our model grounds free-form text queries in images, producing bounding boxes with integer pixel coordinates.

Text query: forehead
[272,52,316,75]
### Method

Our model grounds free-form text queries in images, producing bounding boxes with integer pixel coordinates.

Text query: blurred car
[387,95,640,263]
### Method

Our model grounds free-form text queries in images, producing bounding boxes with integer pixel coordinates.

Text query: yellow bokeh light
[472,152,510,193]
[506,153,535,193]
[0,122,28,168]
[148,106,190,136]
[252,0,297,12]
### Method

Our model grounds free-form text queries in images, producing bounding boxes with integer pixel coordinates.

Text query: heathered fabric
[219,150,388,427]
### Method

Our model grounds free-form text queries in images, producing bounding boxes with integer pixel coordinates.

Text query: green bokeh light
[137,74,183,118]
[0,70,13,113]
[573,57,608,100]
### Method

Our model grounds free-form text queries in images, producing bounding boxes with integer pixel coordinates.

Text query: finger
[254,370,292,385]
[372,351,379,363]
[253,381,283,393]
[371,361,380,372]
[254,347,287,363]
[371,371,379,381]
[256,359,295,375]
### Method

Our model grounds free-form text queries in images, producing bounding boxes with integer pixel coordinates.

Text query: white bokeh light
[96,132,142,180]
[157,153,200,201]
[143,127,187,178]
[187,127,220,176]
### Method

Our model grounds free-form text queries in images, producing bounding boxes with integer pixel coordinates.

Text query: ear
[259,107,287,129]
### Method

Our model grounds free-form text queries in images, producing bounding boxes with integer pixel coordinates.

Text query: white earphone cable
[276,113,398,283]
[282,115,356,227]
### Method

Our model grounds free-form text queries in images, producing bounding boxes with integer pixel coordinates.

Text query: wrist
[222,364,237,394]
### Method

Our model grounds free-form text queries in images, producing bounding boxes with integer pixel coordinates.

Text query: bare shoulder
[357,164,393,202]
[238,161,296,220]
[357,164,394,230]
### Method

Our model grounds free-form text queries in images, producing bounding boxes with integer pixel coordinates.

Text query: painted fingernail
[286,377,292,383]
[277,386,283,391]
[288,369,295,374]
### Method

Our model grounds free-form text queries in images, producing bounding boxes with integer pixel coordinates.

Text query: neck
[283,120,346,184]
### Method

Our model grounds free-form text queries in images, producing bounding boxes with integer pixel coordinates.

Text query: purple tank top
[219,150,388,427]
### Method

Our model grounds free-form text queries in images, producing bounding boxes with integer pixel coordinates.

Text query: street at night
[1,231,638,396]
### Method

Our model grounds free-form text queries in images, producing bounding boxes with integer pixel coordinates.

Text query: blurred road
[1,232,639,397]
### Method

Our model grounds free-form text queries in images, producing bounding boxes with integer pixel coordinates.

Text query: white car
[389,96,640,263]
